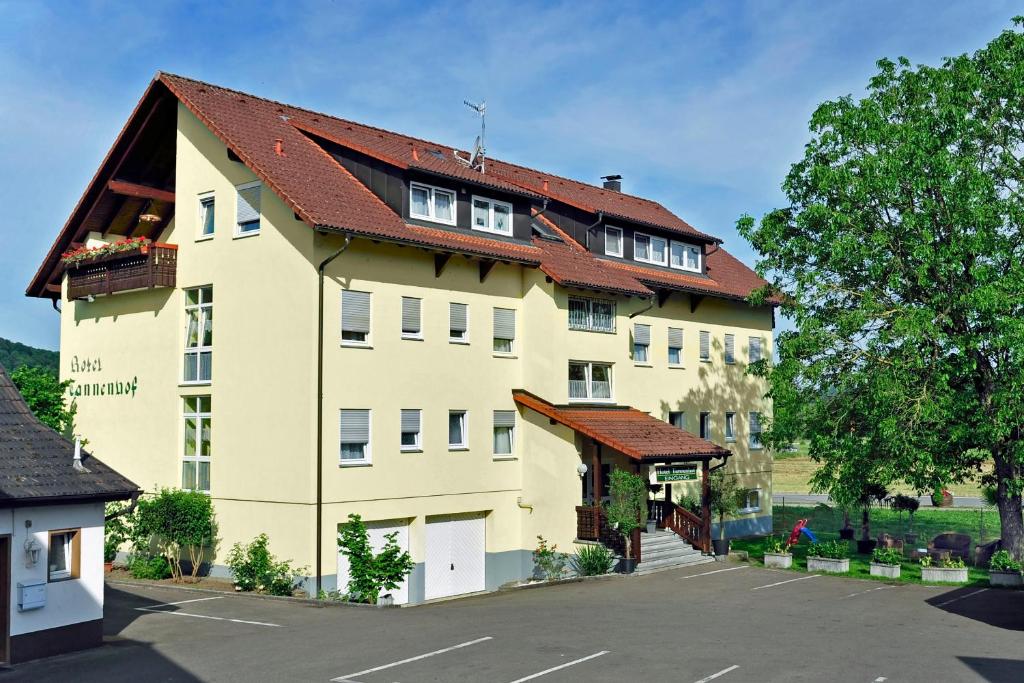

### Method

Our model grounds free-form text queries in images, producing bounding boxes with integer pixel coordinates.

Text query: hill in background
[0,337,59,375]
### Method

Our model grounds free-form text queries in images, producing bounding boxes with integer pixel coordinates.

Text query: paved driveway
[5,566,1023,682]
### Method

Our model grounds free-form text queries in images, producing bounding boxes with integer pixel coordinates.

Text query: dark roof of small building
[513,390,729,461]
[0,365,138,506]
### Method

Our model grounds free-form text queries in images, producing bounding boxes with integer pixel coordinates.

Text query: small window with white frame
[668,411,685,429]
[568,296,615,333]
[749,412,763,449]
[341,290,372,346]
[749,336,763,364]
[448,410,468,449]
[183,286,213,384]
[48,529,80,582]
[401,296,422,339]
[493,410,515,457]
[400,409,421,451]
[605,226,623,257]
[739,489,761,513]
[183,395,212,492]
[668,327,683,366]
[198,192,215,239]
[568,361,613,401]
[634,232,668,266]
[340,409,371,464]
[725,412,736,442]
[471,196,513,235]
[724,334,736,364]
[235,181,261,236]
[493,307,516,354]
[699,411,711,440]
[450,302,469,342]
[699,330,711,362]
[669,240,702,273]
[410,182,456,225]
[633,323,650,363]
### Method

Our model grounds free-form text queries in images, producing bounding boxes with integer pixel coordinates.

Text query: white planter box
[764,553,793,569]
[921,566,968,583]
[807,556,849,573]
[869,562,901,579]
[989,571,1023,588]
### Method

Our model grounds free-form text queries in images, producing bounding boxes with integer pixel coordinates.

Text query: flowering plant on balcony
[61,236,151,267]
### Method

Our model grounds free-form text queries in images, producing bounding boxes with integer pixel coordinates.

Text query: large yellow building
[28,73,775,603]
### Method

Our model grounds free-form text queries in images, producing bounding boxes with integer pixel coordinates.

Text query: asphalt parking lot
[6,563,1023,682]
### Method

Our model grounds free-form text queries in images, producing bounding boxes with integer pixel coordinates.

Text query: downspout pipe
[316,232,352,596]
[583,211,604,250]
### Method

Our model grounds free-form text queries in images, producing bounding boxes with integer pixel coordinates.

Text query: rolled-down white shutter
[342,291,371,334]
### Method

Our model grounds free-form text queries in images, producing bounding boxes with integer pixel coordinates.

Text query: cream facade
[42,77,774,603]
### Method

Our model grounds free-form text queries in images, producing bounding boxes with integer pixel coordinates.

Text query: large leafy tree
[11,365,76,436]
[739,20,1024,558]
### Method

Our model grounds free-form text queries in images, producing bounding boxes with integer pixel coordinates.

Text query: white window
[48,529,79,582]
[183,286,213,383]
[605,226,623,257]
[568,361,613,401]
[739,489,761,513]
[448,410,468,449]
[635,232,667,266]
[670,241,702,273]
[410,182,456,225]
[668,327,683,366]
[749,336,763,363]
[725,412,736,442]
[493,307,516,354]
[749,412,763,449]
[568,297,615,333]
[633,323,650,363]
[340,409,371,464]
[236,181,261,236]
[699,330,711,362]
[725,334,736,364]
[668,411,685,429]
[450,302,469,342]
[341,290,371,345]
[183,396,212,492]
[493,410,516,457]
[198,193,215,238]
[400,409,421,451]
[699,411,711,440]
[401,296,422,339]
[471,196,513,235]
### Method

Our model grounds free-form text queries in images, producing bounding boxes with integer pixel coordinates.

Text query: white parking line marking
[694,664,739,682]
[136,607,281,627]
[874,677,888,682]
[143,596,224,609]
[841,586,892,599]
[507,650,609,682]
[936,588,987,607]
[330,636,493,682]
[751,574,819,591]
[680,566,748,580]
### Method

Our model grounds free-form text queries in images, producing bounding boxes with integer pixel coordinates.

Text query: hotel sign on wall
[66,355,138,399]
[655,465,698,482]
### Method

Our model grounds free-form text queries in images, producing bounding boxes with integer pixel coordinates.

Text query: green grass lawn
[731,504,1002,586]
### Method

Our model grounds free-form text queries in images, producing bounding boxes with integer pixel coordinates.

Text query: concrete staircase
[634,530,714,575]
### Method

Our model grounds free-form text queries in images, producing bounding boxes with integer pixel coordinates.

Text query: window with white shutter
[400,409,421,451]
[493,410,516,457]
[668,327,683,366]
[725,334,735,364]
[341,290,371,345]
[493,308,516,354]
[633,323,650,363]
[450,303,468,342]
[699,330,711,362]
[236,181,261,235]
[401,297,422,339]
[340,409,371,463]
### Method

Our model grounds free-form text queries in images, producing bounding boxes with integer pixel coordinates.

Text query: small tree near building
[338,514,414,604]
[606,469,647,561]
[135,489,217,581]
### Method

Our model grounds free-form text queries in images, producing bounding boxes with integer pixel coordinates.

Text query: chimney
[601,175,622,192]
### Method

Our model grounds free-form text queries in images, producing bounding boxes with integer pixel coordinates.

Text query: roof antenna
[453,99,486,173]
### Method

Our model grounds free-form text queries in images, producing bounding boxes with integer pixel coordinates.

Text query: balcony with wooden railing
[65,242,177,300]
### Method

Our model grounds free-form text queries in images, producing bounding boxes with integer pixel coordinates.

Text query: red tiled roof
[513,391,728,461]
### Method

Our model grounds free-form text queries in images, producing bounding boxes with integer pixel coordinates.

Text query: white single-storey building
[0,364,138,664]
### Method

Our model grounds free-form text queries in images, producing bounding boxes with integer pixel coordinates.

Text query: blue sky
[0,1,1017,350]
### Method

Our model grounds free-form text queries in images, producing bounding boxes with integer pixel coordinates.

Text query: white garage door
[337,519,410,605]
[425,512,486,600]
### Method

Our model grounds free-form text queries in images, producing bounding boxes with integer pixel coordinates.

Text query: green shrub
[871,547,902,566]
[606,469,648,560]
[942,556,966,569]
[764,536,791,554]
[989,549,1022,572]
[104,501,132,563]
[129,555,172,580]
[533,535,567,580]
[226,534,306,596]
[135,488,217,582]
[338,514,414,604]
[919,555,933,567]
[676,494,701,516]
[809,540,849,559]
[570,543,613,576]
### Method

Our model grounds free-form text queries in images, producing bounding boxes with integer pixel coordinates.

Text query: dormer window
[410,182,456,225]
[634,232,667,266]
[471,196,513,235]
[670,240,702,273]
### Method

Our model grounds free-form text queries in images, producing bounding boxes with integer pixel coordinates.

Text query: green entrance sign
[655,465,698,482]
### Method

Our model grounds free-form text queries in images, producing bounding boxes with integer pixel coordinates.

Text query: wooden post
[591,441,601,535]
[701,459,711,553]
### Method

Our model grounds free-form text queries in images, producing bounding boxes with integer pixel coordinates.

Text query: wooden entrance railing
[575,505,640,564]
[660,502,710,553]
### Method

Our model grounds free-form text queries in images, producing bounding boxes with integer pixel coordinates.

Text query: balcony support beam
[108,180,176,204]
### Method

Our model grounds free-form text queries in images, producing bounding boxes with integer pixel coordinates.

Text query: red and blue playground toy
[787,519,818,546]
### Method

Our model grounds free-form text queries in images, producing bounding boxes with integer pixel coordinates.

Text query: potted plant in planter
[707,468,743,556]
[807,540,850,573]
[763,536,793,569]
[854,483,887,555]
[870,547,902,579]
[606,469,647,573]
[988,550,1023,588]
[891,494,920,544]
[838,509,856,540]
[930,487,954,508]
[920,555,968,584]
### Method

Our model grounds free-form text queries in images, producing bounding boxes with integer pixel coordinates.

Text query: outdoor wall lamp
[577,463,588,478]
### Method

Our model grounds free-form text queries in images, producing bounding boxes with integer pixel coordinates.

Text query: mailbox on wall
[17,580,45,611]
